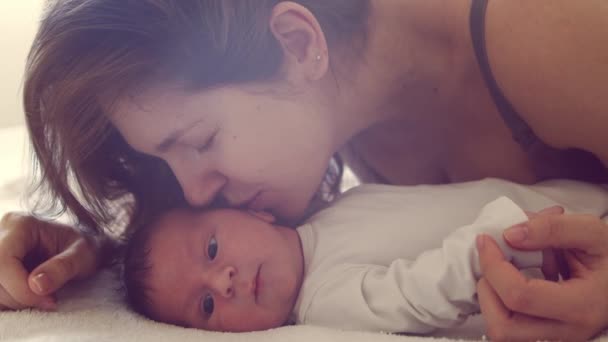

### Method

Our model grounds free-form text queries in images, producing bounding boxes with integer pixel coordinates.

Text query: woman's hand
[476,212,608,341]
[0,212,99,311]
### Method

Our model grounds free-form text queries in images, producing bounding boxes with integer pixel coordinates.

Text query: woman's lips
[247,191,265,211]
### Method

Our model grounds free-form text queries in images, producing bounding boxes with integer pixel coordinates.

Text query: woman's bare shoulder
[484,1,608,163]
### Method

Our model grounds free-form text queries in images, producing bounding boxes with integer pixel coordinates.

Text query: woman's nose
[182,171,227,207]
[210,265,236,299]
[168,159,227,207]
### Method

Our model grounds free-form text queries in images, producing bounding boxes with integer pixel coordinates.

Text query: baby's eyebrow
[184,291,198,326]
[182,225,213,326]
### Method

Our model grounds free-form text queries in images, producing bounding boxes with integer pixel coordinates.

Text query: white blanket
[0,124,604,342]
[0,268,487,342]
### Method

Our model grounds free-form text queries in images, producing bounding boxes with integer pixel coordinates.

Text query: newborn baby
[123,179,608,333]
[125,207,303,332]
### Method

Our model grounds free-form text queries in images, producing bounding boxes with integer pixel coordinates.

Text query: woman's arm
[487,0,608,164]
[477,214,608,341]
[0,212,103,310]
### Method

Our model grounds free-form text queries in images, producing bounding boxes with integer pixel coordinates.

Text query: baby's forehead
[147,211,198,251]
[157,208,200,227]
[143,213,202,323]
[150,209,207,238]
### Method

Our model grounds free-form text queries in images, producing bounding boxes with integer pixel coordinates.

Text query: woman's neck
[325,0,472,148]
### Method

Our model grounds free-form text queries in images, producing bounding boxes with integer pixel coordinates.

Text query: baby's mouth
[253,264,262,303]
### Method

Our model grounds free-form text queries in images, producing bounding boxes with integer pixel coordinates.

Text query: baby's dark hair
[122,210,171,321]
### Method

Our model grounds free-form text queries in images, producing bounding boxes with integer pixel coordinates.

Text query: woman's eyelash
[197,130,218,153]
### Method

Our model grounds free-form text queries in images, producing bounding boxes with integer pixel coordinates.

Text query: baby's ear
[247,210,276,223]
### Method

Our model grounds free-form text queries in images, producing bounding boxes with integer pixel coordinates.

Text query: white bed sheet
[0,124,30,215]
[0,124,603,342]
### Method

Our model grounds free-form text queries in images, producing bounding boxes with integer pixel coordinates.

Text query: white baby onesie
[293,179,608,333]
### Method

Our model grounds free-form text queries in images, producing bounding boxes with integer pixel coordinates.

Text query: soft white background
[0,2,44,128]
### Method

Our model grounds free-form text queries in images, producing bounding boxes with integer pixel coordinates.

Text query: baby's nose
[211,265,236,298]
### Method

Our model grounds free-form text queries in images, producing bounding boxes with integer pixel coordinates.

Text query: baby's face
[145,209,303,332]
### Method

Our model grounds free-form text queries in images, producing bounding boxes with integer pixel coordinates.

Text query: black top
[343,1,607,185]
[470,0,538,149]
[468,0,608,183]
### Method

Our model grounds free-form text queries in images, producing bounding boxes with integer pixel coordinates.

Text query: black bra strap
[470,0,537,149]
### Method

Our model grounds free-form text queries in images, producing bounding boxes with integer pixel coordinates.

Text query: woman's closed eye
[208,236,218,260]
[196,129,218,154]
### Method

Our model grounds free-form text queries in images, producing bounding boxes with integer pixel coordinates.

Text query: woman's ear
[248,210,276,224]
[269,1,329,83]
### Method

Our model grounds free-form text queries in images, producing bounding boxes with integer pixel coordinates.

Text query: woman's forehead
[111,84,186,120]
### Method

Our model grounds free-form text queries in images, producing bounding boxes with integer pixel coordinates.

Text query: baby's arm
[300,197,543,333]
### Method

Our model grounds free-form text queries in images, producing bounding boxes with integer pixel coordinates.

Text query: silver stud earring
[315,54,322,61]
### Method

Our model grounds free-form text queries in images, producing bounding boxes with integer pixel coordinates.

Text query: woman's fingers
[0,213,56,310]
[537,205,565,216]
[479,211,608,341]
[477,235,585,323]
[504,214,608,254]
[0,212,99,311]
[28,238,97,296]
[521,206,567,281]
[476,277,586,342]
[0,284,56,311]
[524,205,565,219]
[0,285,24,310]
[541,249,559,281]
[0,256,56,310]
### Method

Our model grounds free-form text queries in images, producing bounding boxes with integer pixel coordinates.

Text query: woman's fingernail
[32,273,50,294]
[476,234,485,251]
[504,224,529,243]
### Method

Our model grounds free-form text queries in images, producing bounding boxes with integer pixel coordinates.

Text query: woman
[1,0,607,340]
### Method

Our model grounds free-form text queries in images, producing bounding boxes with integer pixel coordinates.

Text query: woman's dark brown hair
[24,0,369,234]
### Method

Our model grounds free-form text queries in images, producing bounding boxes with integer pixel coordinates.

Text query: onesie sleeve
[299,197,542,333]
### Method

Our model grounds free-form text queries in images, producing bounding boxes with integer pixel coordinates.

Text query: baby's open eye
[200,294,214,316]
[208,236,218,260]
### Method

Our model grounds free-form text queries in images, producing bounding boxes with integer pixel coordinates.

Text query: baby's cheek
[220,305,280,332]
